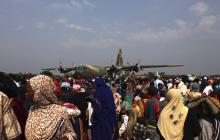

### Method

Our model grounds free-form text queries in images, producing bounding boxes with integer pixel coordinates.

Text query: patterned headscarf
[25,75,76,140]
[29,74,58,105]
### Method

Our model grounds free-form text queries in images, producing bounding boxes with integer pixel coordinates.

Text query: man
[178,75,188,96]
[133,85,145,100]
[154,76,164,89]
[203,80,214,96]
[0,92,22,140]
[144,87,160,126]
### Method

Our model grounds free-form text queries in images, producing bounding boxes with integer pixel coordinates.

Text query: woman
[187,96,220,140]
[124,109,137,139]
[157,89,200,140]
[25,75,76,140]
[132,97,144,118]
[0,72,22,140]
[91,77,116,140]
[10,85,28,139]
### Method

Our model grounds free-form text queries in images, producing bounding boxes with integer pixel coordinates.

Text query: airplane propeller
[42,61,76,73]
[134,59,142,72]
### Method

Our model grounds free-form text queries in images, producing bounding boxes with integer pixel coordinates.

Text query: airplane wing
[42,68,59,71]
[42,67,75,73]
[120,64,184,71]
[140,64,184,69]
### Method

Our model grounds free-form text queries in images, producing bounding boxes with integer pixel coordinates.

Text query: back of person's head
[95,77,106,87]
[0,72,18,98]
[181,75,188,83]
[158,83,164,90]
[121,82,127,91]
[199,102,212,118]
[111,82,116,88]
[191,82,200,92]
[115,79,120,84]
[193,78,200,83]
[148,87,158,97]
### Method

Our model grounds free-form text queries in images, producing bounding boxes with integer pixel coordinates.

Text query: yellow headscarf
[157,89,188,140]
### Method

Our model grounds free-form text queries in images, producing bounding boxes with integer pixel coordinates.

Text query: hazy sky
[0,0,220,75]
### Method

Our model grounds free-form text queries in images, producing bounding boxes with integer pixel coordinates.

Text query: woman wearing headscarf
[91,77,116,140]
[25,75,76,140]
[126,109,138,139]
[157,89,200,140]
[187,96,220,140]
[0,72,22,140]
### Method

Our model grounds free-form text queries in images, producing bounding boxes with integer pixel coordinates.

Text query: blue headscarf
[94,77,115,113]
[95,77,106,87]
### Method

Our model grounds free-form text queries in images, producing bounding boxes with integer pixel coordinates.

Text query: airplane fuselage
[74,64,108,78]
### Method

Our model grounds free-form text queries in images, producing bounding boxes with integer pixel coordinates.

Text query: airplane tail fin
[116,48,123,67]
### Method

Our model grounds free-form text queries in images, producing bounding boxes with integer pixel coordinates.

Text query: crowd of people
[0,71,220,140]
